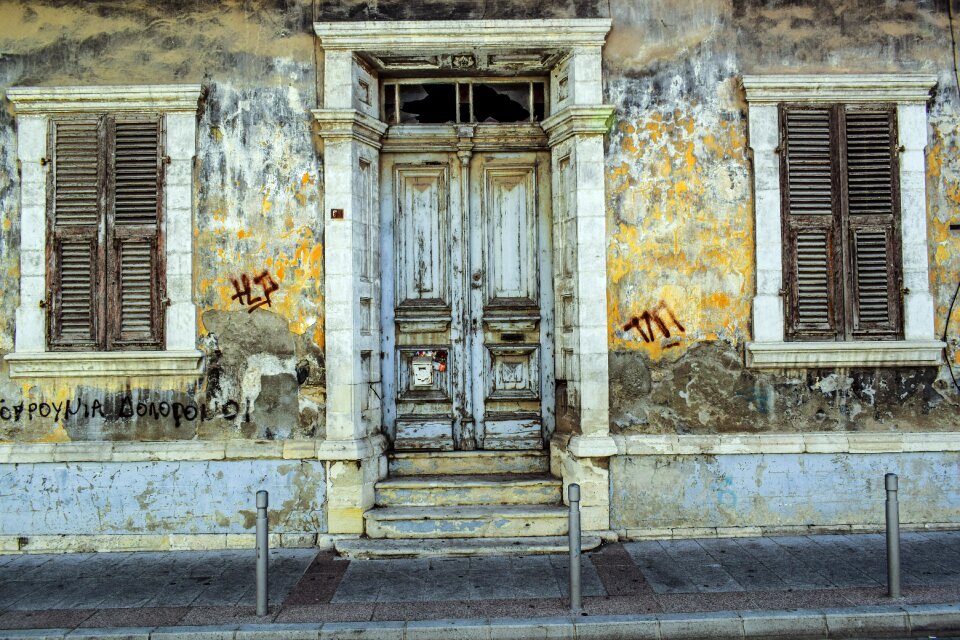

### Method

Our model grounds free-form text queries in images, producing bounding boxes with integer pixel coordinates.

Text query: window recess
[382,78,547,124]
[780,103,902,341]
[47,114,165,351]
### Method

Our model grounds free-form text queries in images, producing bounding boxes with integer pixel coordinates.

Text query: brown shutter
[48,118,105,349]
[106,116,164,349]
[781,106,842,340]
[842,107,902,339]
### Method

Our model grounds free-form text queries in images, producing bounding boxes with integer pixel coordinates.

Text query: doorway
[380,149,554,451]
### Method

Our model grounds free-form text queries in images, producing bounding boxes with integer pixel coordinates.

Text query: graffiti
[0,395,249,428]
[231,270,280,313]
[622,300,686,344]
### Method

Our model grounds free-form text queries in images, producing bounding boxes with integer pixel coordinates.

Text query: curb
[1,603,959,640]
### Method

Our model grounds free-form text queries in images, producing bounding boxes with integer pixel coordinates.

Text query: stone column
[164,112,199,351]
[747,104,785,342]
[314,48,388,535]
[542,45,617,533]
[898,102,936,341]
[14,115,49,353]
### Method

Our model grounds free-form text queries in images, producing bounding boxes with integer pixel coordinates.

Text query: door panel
[382,150,551,451]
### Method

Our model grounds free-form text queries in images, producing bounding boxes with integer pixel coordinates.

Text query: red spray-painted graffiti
[231,270,280,313]
[623,300,686,344]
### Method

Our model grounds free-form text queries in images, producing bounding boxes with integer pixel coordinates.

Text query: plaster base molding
[0,439,325,464]
[4,350,204,378]
[620,521,960,542]
[745,340,944,368]
[567,434,618,458]
[0,533,317,554]
[613,431,960,456]
[316,434,388,462]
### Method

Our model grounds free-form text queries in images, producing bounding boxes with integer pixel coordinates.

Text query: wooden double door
[380,151,554,451]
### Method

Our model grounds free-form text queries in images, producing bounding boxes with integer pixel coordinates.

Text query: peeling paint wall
[604,0,960,435]
[611,452,960,534]
[0,0,325,444]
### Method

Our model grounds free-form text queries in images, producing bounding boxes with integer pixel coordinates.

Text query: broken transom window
[382,78,546,124]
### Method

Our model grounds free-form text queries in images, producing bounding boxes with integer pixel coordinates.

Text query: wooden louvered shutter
[106,116,164,349]
[841,107,902,339]
[781,106,843,340]
[48,118,105,349]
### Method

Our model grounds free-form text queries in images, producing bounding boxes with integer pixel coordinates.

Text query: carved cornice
[314,19,612,52]
[312,109,389,148]
[741,74,937,104]
[745,340,944,369]
[380,123,547,153]
[541,105,615,147]
[7,85,203,113]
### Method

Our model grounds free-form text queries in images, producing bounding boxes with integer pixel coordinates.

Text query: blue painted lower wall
[0,460,326,535]
[611,452,960,532]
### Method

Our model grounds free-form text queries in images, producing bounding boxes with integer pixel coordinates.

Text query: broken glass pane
[398,84,456,124]
[473,83,531,123]
[533,82,545,121]
[384,84,397,123]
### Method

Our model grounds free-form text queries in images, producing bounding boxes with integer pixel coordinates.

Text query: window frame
[5,85,202,378]
[742,74,943,369]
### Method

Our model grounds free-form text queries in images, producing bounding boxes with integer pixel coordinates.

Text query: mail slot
[500,332,524,342]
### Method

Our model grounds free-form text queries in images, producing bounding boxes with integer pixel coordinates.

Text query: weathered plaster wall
[0,460,325,536]
[0,0,326,444]
[604,0,960,435]
[611,451,960,534]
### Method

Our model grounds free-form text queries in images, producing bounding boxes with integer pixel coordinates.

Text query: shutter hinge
[161,296,171,307]
[39,295,48,308]
[39,157,51,166]
[778,288,786,297]
[773,145,782,155]
[901,287,911,296]
[897,145,905,154]
[162,155,172,165]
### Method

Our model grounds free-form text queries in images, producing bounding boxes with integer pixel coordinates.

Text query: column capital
[541,105,615,147]
[313,109,388,149]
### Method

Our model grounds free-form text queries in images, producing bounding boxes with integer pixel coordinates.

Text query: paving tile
[697,538,789,591]
[655,591,754,613]
[581,594,662,615]
[274,603,375,623]
[744,588,854,610]
[769,536,880,588]
[176,606,278,626]
[0,581,46,610]
[549,560,606,598]
[591,561,651,596]
[733,537,835,590]
[284,566,348,606]
[0,608,95,630]
[78,607,190,629]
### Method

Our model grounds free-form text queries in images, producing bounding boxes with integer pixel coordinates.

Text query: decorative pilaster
[14,115,49,353]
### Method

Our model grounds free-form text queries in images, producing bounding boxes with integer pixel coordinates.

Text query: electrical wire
[944,280,960,394]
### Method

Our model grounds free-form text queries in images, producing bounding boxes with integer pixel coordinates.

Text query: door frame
[379,145,555,452]
[313,19,618,536]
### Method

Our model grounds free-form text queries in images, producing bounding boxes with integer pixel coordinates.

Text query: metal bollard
[568,483,582,615]
[256,490,269,616]
[885,473,901,598]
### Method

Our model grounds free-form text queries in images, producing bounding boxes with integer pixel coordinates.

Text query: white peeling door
[380,151,553,451]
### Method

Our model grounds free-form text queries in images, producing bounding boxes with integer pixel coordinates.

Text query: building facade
[1,0,959,554]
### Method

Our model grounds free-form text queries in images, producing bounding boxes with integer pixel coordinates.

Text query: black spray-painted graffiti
[623,300,686,345]
[231,270,280,313]
[0,396,249,428]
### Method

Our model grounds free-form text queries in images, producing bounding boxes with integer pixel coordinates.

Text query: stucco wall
[0,1,325,445]
[611,451,960,536]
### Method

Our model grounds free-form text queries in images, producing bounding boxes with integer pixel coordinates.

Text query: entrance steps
[340,450,595,558]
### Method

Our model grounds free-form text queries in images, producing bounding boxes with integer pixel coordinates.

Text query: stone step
[375,474,562,507]
[365,504,568,539]
[336,535,601,559]
[388,450,549,477]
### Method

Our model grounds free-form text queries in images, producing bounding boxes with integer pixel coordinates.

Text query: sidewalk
[1,532,960,638]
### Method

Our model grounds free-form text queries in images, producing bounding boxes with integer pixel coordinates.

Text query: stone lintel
[7,84,204,113]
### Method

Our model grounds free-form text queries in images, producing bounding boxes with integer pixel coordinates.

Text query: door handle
[471,271,482,289]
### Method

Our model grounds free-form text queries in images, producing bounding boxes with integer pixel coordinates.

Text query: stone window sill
[5,351,203,378]
[745,340,944,369]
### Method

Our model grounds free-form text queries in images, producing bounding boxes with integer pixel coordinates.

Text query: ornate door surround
[313,19,618,536]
